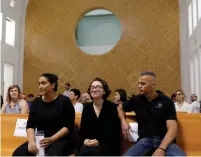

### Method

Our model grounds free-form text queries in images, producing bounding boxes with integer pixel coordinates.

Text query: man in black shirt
[118,71,186,156]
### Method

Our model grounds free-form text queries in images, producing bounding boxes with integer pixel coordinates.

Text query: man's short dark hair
[191,94,197,98]
[28,94,34,97]
[171,93,176,99]
[65,83,70,86]
[140,71,156,78]
[70,89,81,100]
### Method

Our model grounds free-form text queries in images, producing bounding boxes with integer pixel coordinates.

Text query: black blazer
[80,99,121,155]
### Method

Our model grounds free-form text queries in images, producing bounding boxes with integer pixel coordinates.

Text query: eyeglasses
[90,85,103,90]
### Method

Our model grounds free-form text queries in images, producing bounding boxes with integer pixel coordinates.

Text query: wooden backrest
[1,114,28,156]
[176,113,201,152]
[75,112,82,127]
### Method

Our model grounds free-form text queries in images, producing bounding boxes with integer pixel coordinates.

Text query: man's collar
[156,90,164,98]
[139,90,164,100]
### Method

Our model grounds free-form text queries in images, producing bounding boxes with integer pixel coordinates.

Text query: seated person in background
[174,90,190,112]
[77,77,121,156]
[27,94,35,109]
[69,89,83,112]
[79,92,92,104]
[114,89,127,105]
[188,94,200,113]
[171,93,177,103]
[21,93,27,100]
[118,71,186,156]
[1,85,29,114]
[200,100,201,113]
[1,95,3,108]
[12,73,75,156]
[127,94,136,101]
[63,83,71,97]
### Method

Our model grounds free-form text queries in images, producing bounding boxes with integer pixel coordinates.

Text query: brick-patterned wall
[23,0,180,97]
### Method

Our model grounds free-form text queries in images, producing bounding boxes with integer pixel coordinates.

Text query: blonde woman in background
[1,85,29,114]
[79,92,92,104]
[174,90,190,112]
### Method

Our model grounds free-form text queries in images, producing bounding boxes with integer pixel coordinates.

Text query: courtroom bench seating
[176,113,201,156]
[1,113,82,156]
[1,113,201,156]
[1,114,28,156]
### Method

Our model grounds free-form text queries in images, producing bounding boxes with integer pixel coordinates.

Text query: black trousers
[77,145,118,156]
[13,139,72,156]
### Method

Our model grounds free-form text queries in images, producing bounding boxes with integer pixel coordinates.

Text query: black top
[26,94,75,139]
[80,99,121,155]
[123,91,177,138]
[1,95,3,107]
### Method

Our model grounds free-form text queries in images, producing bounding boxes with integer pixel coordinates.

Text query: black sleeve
[62,98,75,132]
[79,106,88,144]
[26,99,37,130]
[123,98,135,112]
[107,107,121,154]
[165,99,177,121]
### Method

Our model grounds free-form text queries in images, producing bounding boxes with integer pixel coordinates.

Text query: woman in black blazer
[77,77,121,156]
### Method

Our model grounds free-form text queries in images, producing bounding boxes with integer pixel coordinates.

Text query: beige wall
[1,0,29,97]
[179,0,201,101]
[23,0,181,98]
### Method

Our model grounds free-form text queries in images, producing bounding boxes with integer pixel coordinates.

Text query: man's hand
[117,103,133,140]
[152,148,165,156]
[28,141,38,155]
[40,137,53,148]
[121,119,133,140]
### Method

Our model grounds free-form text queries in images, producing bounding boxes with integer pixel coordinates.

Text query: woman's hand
[89,139,99,147]
[84,139,99,147]
[40,137,53,148]
[28,141,38,155]
[84,139,91,146]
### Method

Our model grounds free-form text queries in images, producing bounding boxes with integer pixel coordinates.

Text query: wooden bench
[1,113,201,156]
[1,114,28,156]
[1,113,82,156]
[176,113,201,156]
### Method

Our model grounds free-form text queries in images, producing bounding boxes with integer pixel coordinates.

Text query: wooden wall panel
[23,0,180,97]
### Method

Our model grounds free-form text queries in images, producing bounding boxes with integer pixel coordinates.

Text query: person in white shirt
[63,83,71,97]
[174,90,190,112]
[188,94,200,113]
[69,88,83,112]
[79,92,92,104]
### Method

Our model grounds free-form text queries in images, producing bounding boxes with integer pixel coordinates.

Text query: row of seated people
[171,91,201,113]
[8,71,188,156]
[2,84,200,115]
[63,82,201,114]
[1,82,128,114]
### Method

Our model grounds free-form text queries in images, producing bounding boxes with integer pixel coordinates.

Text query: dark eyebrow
[39,81,46,84]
